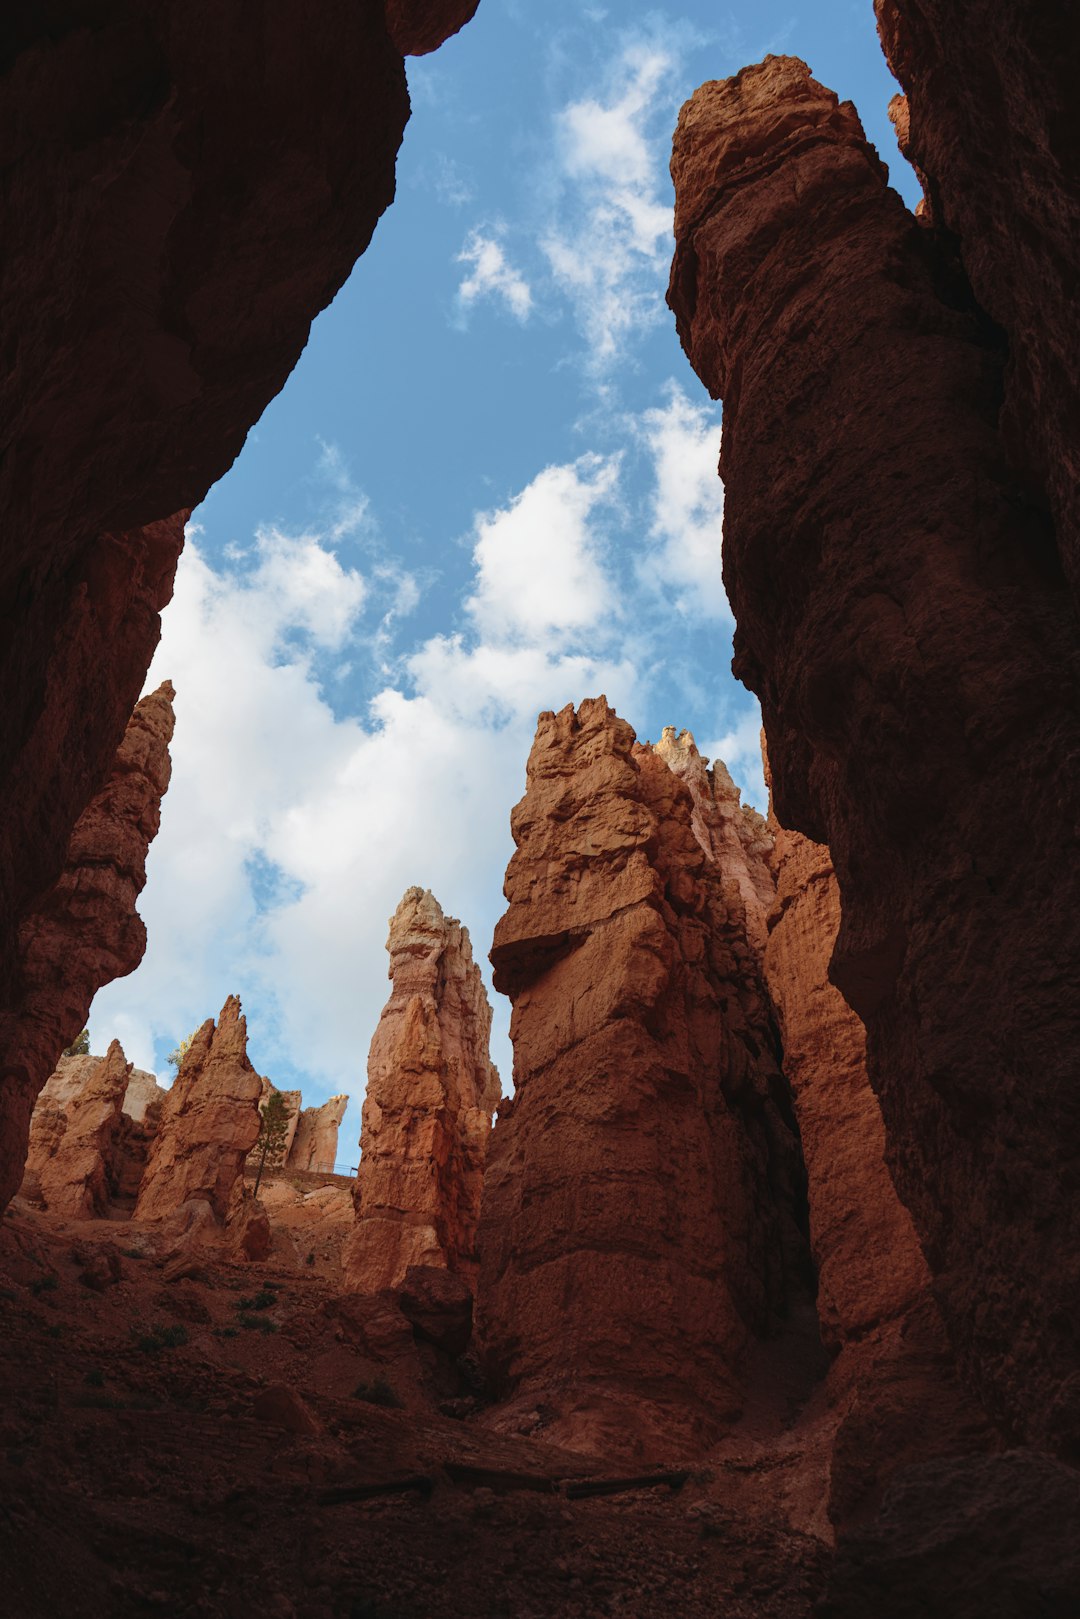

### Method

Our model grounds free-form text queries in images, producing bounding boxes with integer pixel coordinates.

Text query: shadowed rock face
[0,682,175,1213]
[134,995,262,1223]
[0,0,479,1202]
[343,888,501,1294]
[668,55,1080,1450]
[476,698,811,1459]
[762,753,990,1526]
[288,1095,349,1174]
[876,0,1080,610]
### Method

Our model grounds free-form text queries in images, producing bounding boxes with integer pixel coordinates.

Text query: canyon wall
[0,0,480,1213]
[763,759,989,1522]
[0,681,175,1213]
[289,1095,349,1174]
[476,699,811,1458]
[875,0,1080,607]
[343,888,501,1294]
[134,995,262,1223]
[668,55,1080,1450]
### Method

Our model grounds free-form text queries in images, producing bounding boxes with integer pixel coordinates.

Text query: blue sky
[89,1,916,1155]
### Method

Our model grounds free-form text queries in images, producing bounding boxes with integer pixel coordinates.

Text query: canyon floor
[0,1171,833,1619]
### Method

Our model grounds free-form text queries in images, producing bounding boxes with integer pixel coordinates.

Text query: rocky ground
[0,1178,830,1619]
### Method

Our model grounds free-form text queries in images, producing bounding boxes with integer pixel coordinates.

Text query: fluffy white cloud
[457,228,533,321]
[636,383,729,619]
[466,455,619,643]
[542,41,677,366]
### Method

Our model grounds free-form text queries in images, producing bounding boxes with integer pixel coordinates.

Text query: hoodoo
[0,681,175,1214]
[668,53,1080,1452]
[289,1095,349,1174]
[343,887,501,1293]
[476,698,811,1458]
[20,1040,132,1220]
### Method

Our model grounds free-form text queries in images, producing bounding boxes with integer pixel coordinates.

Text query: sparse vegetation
[237,1287,277,1312]
[84,1367,105,1387]
[212,1325,240,1339]
[131,1322,189,1353]
[30,1274,58,1296]
[167,1029,198,1071]
[64,1028,90,1056]
[238,1313,278,1335]
[352,1378,401,1409]
[305,1252,315,1266]
[121,1248,146,1260]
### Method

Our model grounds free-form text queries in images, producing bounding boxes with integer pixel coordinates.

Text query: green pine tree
[63,1028,90,1057]
[252,1090,294,1196]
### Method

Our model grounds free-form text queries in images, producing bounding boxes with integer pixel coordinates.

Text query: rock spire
[343,888,501,1293]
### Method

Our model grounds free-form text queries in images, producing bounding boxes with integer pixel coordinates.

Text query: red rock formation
[476,698,811,1458]
[0,681,175,1213]
[763,759,989,1523]
[0,1,480,1210]
[384,0,480,55]
[121,1067,168,1129]
[669,53,1080,1455]
[343,888,500,1294]
[253,1077,302,1165]
[134,995,262,1223]
[288,1095,349,1174]
[876,1,1080,605]
[20,1041,131,1219]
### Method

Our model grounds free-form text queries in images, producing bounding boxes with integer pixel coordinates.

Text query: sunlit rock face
[0,682,175,1215]
[876,0,1080,610]
[288,1096,349,1174]
[668,53,1080,1454]
[0,0,480,1220]
[762,749,990,1526]
[476,698,812,1460]
[20,1043,132,1219]
[134,996,262,1224]
[343,888,501,1294]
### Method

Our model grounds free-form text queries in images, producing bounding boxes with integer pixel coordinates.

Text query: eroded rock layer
[134,995,262,1223]
[289,1095,349,1174]
[0,682,175,1213]
[343,888,501,1294]
[476,699,811,1458]
[668,55,1080,1450]
[0,0,479,1205]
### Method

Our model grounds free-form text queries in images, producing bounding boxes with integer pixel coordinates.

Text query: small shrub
[238,1313,278,1335]
[121,1248,145,1261]
[236,1287,277,1312]
[352,1378,401,1409]
[305,1252,315,1266]
[45,1324,63,1340]
[212,1326,239,1340]
[84,1368,105,1388]
[30,1275,58,1296]
[131,1322,189,1353]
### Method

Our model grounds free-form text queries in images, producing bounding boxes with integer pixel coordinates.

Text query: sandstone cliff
[134,995,262,1223]
[0,1,481,1222]
[20,1042,131,1218]
[0,682,175,1214]
[289,1095,349,1174]
[476,699,811,1458]
[669,54,1080,1454]
[253,1078,302,1165]
[343,888,500,1294]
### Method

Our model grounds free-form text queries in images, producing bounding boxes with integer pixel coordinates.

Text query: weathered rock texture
[763,754,989,1523]
[134,996,262,1223]
[0,0,480,1222]
[343,888,500,1294]
[288,1095,349,1174]
[669,54,1080,1453]
[253,1077,302,1164]
[20,1042,131,1218]
[121,1067,168,1128]
[476,699,811,1457]
[876,0,1080,609]
[0,682,175,1214]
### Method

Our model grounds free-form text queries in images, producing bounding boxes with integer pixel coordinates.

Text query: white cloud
[466,455,619,643]
[541,40,678,367]
[457,228,533,322]
[702,702,767,811]
[636,383,729,619]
